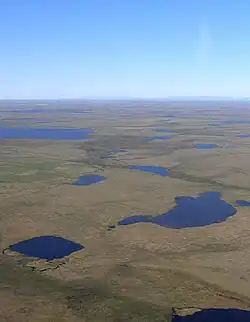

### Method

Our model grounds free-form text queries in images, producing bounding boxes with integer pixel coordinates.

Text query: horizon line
[0,96,250,101]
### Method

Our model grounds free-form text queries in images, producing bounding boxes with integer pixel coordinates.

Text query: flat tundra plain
[1,100,250,321]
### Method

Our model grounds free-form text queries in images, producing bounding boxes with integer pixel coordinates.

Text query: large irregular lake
[128,165,169,176]
[172,308,250,321]
[72,174,106,186]
[7,236,84,261]
[115,192,236,229]
[0,127,93,140]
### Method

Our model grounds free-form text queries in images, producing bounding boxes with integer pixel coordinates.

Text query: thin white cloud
[195,20,212,68]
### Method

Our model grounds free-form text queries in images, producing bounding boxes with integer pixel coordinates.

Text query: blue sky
[1,0,250,98]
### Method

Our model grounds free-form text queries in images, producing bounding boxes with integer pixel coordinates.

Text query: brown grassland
[1,100,250,321]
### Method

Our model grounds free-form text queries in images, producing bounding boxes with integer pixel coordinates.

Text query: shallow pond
[72,174,105,186]
[128,165,169,176]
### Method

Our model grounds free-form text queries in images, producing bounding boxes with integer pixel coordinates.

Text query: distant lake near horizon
[0,126,93,140]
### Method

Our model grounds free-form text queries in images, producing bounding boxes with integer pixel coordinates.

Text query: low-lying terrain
[1,99,250,321]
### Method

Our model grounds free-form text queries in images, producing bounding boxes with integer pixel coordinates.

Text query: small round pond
[6,236,84,261]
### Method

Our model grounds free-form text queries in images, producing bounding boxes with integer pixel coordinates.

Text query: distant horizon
[0,96,250,102]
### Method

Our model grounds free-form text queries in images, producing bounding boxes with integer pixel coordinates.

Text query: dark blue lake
[195,143,218,149]
[128,165,169,177]
[145,136,172,141]
[8,236,84,261]
[153,129,176,133]
[116,192,236,229]
[236,200,250,207]
[0,127,93,140]
[172,308,250,321]
[72,174,105,186]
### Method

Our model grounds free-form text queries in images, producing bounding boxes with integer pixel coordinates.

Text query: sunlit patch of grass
[0,159,60,183]
[0,156,105,184]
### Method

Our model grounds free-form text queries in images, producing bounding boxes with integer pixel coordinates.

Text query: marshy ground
[1,100,250,321]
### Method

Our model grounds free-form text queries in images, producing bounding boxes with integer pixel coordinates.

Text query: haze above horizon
[1,1,250,99]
